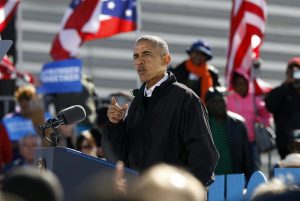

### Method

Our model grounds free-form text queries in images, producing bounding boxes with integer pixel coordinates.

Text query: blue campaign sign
[38,59,82,94]
[2,116,36,141]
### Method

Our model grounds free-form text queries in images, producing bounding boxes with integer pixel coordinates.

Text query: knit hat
[186,40,213,61]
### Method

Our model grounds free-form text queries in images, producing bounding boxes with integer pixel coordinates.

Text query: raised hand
[107,97,128,124]
[114,160,127,194]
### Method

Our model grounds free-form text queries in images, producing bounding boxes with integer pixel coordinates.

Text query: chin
[138,76,147,83]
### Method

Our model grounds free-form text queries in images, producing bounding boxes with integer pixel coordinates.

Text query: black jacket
[225,111,257,178]
[170,61,220,97]
[265,83,300,157]
[103,73,219,186]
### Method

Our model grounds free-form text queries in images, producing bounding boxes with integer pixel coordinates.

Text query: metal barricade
[0,95,15,117]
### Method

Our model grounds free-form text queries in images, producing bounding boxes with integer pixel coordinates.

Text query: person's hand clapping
[107,97,128,124]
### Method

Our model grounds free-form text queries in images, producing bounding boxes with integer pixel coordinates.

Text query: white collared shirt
[144,73,168,97]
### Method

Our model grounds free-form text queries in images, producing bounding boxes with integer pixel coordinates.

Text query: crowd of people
[1,35,300,200]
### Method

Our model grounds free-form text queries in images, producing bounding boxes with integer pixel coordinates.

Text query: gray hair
[130,163,206,201]
[19,134,42,147]
[251,178,300,201]
[135,35,169,55]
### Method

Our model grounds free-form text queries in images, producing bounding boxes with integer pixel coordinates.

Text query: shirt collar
[144,73,168,97]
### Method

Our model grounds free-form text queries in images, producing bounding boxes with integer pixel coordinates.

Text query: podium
[34,146,138,201]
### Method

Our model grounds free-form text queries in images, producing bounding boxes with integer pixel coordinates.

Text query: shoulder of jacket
[172,82,199,99]
[208,64,219,74]
[227,111,245,123]
[173,81,191,91]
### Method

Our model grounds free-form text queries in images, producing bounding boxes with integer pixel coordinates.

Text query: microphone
[39,105,86,131]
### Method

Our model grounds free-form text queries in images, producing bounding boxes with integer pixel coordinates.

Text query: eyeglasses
[81,144,93,149]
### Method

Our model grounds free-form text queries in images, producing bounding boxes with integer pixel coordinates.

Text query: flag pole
[16,0,23,71]
[135,0,142,89]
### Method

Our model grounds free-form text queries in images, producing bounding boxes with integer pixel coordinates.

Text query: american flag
[50,0,139,61]
[0,0,20,32]
[225,0,267,88]
[0,56,34,83]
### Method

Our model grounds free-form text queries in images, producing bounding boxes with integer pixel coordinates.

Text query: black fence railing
[0,96,15,118]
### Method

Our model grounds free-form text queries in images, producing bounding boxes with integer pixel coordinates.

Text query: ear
[162,54,171,66]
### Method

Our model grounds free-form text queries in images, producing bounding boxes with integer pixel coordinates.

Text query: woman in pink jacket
[227,69,272,167]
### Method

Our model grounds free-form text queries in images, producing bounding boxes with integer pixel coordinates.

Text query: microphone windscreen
[58,105,86,125]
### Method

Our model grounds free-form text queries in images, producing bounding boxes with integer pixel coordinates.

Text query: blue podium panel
[274,168,300,184]
[244,171,267,201]
[226,174,245,201]
[208,175,225,201]
[34,147,138,201]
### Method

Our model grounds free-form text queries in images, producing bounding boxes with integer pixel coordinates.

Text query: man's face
[133,40,170,88]
[80,139,97,157]
[206,96,227,117]
[190,51,207,65]
[20,136,39,163]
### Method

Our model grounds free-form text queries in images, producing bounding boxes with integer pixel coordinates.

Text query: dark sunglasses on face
[81,144,93,149]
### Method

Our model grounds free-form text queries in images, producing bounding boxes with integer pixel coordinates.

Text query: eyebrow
[133,50,153,58]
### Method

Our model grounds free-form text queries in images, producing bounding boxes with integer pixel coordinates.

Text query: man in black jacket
[265,57,300,159]
[103,35,219,186]
[205,87,257,179]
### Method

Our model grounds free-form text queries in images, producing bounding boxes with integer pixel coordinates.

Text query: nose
[134,56,144,67]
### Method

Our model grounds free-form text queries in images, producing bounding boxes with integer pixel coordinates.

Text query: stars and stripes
[0,0,20,32]
[50,0,139,61]
[225,0,267,88]
[0,56,34,83]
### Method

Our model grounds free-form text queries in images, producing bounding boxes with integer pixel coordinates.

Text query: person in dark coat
[170,39,220,101]
[103,35,219,186]
[265,57,300,159]
[205,87,257,179]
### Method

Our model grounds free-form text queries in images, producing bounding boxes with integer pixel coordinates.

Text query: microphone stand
[39,118,60,147]
[50,127,59,147]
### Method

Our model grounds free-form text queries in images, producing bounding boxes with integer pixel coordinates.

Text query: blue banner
[38,59,82,94]
[2,116,36,141]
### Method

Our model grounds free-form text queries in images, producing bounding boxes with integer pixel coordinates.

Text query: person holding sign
[1,85,47,159]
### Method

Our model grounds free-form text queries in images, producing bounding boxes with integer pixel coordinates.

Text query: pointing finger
[122,104,128,111]
[111,96,117,105]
